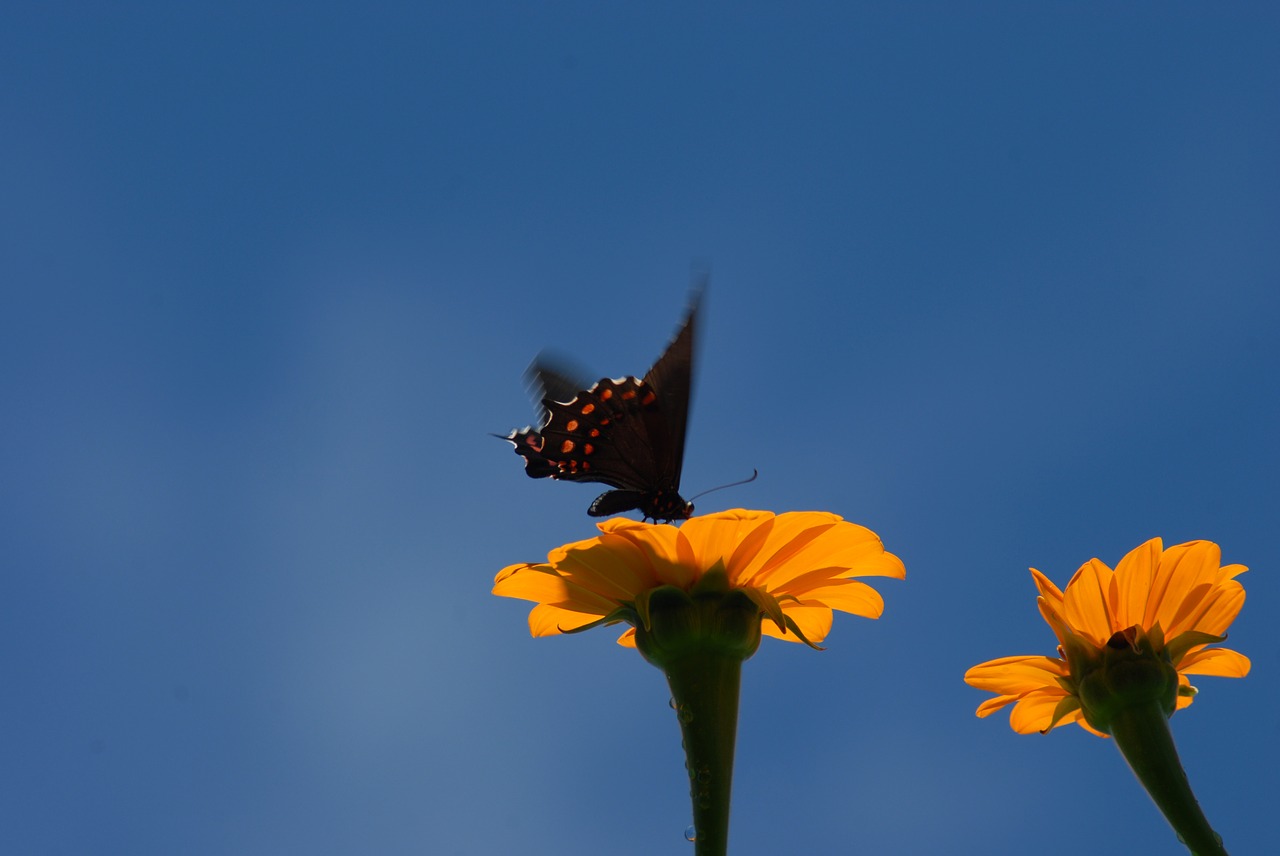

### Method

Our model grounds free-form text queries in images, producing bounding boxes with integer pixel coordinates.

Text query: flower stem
[663,650,741,856]
[1108,701,1228,856]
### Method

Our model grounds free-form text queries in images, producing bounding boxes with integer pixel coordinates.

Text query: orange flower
[494,509,904,648]
[965,538,1249,735]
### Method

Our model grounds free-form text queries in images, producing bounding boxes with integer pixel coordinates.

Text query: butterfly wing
[506,376,663,491]
[639,295,696,494]
[523,352,594,427]
[502,292,699,521]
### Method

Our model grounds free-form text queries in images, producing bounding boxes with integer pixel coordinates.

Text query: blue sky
[3,4,1277,854]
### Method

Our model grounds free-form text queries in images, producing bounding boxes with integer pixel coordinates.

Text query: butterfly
[501,294,699,523]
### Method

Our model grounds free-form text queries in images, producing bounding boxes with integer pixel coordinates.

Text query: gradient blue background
[3,5,1277,854]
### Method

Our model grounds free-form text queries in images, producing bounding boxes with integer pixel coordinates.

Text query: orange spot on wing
[641,391,656,406]
[581,403,596,415]
[561,440,575,454]
[599,388,613,401]
[565,419,579,431]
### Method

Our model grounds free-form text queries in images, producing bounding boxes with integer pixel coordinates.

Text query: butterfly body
[503,297,697,523]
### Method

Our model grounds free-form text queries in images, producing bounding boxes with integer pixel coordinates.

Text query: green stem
[663,650,741,856]
[1108,701,1228,856]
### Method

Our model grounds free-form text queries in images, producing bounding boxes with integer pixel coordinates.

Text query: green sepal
[689,563,732,596]
[634,588,655,633]
[740,586,788,636]
[778,608,824,650]
[1165,629,1227,666]
[1056,624,1103,679]
[558,605,635,636]
[1044,693,1083,732]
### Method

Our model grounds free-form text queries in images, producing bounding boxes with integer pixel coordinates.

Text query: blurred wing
[524,352,594,426]
[640,290,698,487]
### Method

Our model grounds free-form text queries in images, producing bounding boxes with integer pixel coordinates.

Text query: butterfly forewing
[640,300,695,491]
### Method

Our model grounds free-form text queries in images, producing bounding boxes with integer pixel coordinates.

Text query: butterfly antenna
[688,469,759,502]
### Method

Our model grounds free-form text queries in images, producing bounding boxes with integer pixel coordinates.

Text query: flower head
[494,509,904,652]
[965,538,1250,736]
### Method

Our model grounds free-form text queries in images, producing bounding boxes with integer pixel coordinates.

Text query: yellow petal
[1036,594,1075,650]
[1163,582,1215,637]
[793,579,886,619]
[1179,647,1251,678]
[1063,558,1115,644]
[783,603,834,642]
[750,514,893,587]
[838,549,907,580]
[1009,689,1071,734]
[527,603,609,637]
[976,694,1018,718]
[596,517,653,537]
[734,514,840,585]
[492,563,562,602]
[679,509,775,574]
[964,655,1066,694]
[723,515,778,580]
[604,521,696,589]
[1194,580,1246,636]
[495,561,541,587]
[775,564,863,593]
[1147,541,1219,631]
[1030,568,1065,604]
[555,535,655,601]
[1218,562,1249,581]
[1113,537,1161,630]
[616,627,638,648]
[493,563,619,614]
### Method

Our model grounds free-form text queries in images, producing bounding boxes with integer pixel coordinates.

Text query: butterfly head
[642,490,694,524]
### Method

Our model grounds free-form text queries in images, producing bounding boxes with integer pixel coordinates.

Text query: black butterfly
[502,295,698,523]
